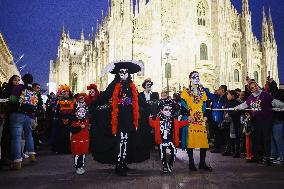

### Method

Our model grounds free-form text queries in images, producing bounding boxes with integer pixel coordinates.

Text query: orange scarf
[111,82,139,135]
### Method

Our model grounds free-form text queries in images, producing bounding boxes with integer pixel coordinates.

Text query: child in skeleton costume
[91,60,147,176]
[149,95,188,173]
[70,93,89,175]
[181,71,212,171]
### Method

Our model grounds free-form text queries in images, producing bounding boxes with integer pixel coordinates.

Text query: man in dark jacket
[267,79,284,164]
[204,85,227,153]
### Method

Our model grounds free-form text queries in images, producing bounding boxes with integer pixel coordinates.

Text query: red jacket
[149,116,188,147]
[70,119,90,155]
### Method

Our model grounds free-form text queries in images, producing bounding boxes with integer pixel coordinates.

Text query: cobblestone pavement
[0,147,283,189]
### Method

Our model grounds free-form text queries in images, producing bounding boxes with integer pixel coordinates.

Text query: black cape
[90,79,151,164]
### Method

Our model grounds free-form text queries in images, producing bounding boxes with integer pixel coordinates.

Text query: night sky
[0,0,283,90]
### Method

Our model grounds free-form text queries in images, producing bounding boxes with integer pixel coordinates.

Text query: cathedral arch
[197,1,208,26]
[71,73,78,93]
[234,69,239,82]
[200,43,208,60]
[165,62,172,79]
[137,60,145,77]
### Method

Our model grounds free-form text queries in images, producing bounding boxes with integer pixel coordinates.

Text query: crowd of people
[0,60,284,176]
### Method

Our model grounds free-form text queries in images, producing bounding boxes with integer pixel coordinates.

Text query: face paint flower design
[89,89,96,96]
[161,105,172,117]
[119,68,129,81]
[76,107,86,119]
[190,72,200,85]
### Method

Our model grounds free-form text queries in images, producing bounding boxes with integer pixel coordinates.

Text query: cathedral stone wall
[50,0,279,93]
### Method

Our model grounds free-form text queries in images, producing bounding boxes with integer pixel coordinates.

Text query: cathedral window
[165,63,171,78]
[200,43,208,60]
[232,43,239,58]
[137,61,145,77]
[71,73,78,93]
[120,2,124,15]
[254,71,259,83]
[234,69,239,82]
[197,1,207,26]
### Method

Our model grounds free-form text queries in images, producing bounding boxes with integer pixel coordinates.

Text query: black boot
[199,163,213,171]
[162,162,168,173]
[263,157,271,166]
[122,163,130,172]
[115,163,127,176]
[187,148,197,171]
[188,159,197,171]
[199,148,212,171]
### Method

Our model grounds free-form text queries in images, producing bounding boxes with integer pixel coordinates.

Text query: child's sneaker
[76,167,85,175]
[273,157,284,165]
[162,164,168,174]
[23,153,29,159]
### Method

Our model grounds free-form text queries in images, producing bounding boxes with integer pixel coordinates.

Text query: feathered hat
[87,84,98,91]
[58,84,70,93]
[100,60,143,77]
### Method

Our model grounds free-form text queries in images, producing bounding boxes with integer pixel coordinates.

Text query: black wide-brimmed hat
[101,60,143,76]
[142,78,153,89]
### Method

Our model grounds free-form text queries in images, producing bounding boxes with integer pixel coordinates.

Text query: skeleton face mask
[89,89,96,96]
[76,107,86,119]
[161,105,172,117]
[145,82,152,92]
[190,72,200,86]
[119,69,129,81]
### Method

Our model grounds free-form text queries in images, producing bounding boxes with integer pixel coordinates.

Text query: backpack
[18,88,38,113]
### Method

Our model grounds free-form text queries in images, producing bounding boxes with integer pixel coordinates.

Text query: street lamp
[165,48,171,96]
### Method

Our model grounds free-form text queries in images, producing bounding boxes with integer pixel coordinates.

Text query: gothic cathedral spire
[242,0,249,16]
[61,23,66,40]
[268,8,276,44]
[135,0,139,15]
[262,7,268,44]
[81,28,85,42]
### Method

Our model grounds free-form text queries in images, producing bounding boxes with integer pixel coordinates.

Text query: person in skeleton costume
[91,60,148,176]
[53,84,75,154]
[181,71,212,171]
[149,95,188,173]
[87,84,99,105]
[70,93,89,175]
[138,78,159,151]
[234,81,284,165]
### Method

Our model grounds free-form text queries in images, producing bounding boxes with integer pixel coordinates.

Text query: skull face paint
[89,89,96,96]
[161,105,172,117]
[76,107,86,119]
[119,69,129,81]
[145,82,152,92]
[190,72,200,86]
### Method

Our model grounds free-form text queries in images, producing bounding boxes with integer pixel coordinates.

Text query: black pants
[252,119,272,158]
[116,132,128,165]
[160,142,176,166]
[187,148,207,165]
[74,154,86,169]
[0,118,11,161]
[211,121,224,149]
